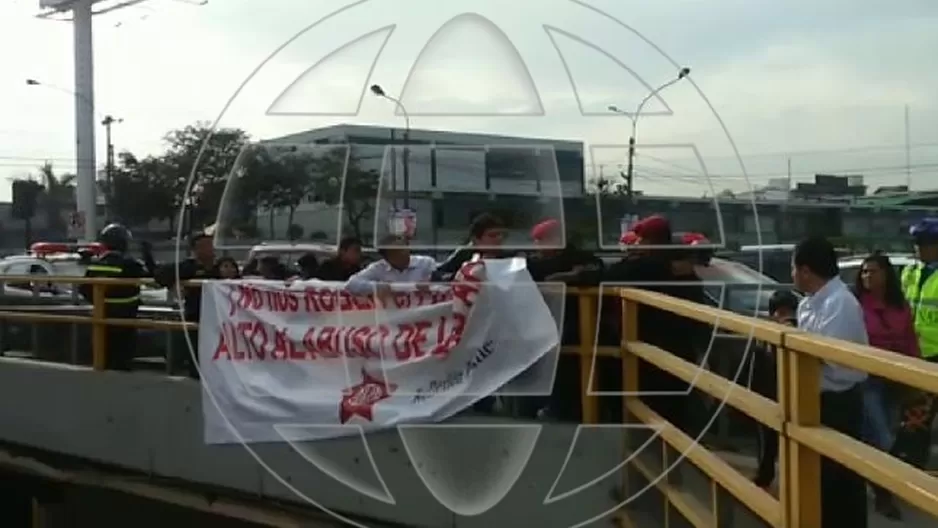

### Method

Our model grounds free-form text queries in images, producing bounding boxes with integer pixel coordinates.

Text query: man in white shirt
[345,236,437,301]
[791,236,868,528]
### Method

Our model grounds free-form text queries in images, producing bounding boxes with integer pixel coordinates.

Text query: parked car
[0,247,168,305]
[596,254,789,317]
[244,242,380,275]
[723,244,852,283]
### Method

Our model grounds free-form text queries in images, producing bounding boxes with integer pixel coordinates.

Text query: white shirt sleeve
[411,255,438,282]
[345,261,386,296]
[816,296,869,346]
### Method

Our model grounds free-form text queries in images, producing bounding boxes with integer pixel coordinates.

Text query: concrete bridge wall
[0,358,644,527]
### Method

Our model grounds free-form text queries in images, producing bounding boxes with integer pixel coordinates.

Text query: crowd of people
[744,220,938,526]
[77,212,938,526]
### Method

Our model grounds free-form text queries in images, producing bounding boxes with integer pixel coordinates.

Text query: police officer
[79,223,149,371]
[891,218,938,471]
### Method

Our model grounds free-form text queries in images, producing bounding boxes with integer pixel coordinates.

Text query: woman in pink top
[854,252,918,519]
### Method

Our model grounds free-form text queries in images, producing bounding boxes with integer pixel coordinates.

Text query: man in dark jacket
[604,215,706,431]
[317,236,364,281]
[154,232,219,378]
[80,224,150,371]
[526,218,604,420]
[433,213,508,281]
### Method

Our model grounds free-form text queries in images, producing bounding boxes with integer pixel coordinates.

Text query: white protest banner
[199,258,559,444]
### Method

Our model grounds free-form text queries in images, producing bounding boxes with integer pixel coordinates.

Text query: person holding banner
[316,236,364,281]
[433,213,508,281]
[346,235,437,302]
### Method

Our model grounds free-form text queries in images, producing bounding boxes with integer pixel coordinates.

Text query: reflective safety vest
[901,263,938,358]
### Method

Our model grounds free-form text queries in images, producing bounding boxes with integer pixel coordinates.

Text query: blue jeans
[862,377,898,451]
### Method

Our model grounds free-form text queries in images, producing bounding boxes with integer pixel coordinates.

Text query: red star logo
[339,368,397,424]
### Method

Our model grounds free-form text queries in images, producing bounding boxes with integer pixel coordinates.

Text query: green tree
[224,145,280,238]
[108,152,179,229]
[35,162,76,237]
[310,148,379,240]
[160,122,251,232]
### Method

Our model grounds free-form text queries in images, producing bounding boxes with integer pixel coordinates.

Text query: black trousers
[890,355,938,468]
[750,349,778,486]
[104,307,138,371]
[106,327,136,371]
[820,385,868,528]
[171,328,200,379]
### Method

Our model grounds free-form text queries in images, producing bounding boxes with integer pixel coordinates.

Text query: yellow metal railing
[0,276,194,371]
[563,286,938,528]
[0,278,937,526]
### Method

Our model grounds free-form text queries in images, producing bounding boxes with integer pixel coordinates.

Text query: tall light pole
[608,67,691,198]
[370,84,412,210]
[101,115,123,219]
[26,74,100,240]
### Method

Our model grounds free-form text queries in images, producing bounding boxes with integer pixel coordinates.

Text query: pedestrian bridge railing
[0,277,936,527]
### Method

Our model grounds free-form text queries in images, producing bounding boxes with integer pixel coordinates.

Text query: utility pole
[786,157,792,194]
[101,115,123,219]
[370,85,411,210]
[73,0,98,242]
[905,104,912,189]
[626,136,635,198]
[608,67,691,200]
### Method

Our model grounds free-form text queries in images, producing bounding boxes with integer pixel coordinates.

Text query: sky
[2,0,938,202]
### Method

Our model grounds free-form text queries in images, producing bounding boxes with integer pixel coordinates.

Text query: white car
[596,254,787,316]
[838,253,917,286]
[0,252,168,304]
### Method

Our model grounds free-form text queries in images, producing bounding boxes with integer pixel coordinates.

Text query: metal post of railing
[165,329,174,375]
[91,283,107,371]
[577,291,599,423]
[776,334,792,528]
[783,338,823,527]
[621,295,640,513]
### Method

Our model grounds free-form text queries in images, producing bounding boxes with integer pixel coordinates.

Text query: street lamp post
[26,77,121,236]
[370,84,412,210]
[101,115,123,219]
[608,67,691,198]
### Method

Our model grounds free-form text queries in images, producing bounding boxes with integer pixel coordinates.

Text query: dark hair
[189,232,211,249]
[469,213,505,240]
[377,234,406,259]
[297,252,319,270]
[338,236,362,252]
[216,256,240,277]
[768,289,799,315]
[793,236,839,280]
[854,252,906,308]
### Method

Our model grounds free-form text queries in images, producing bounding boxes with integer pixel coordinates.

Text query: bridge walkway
[0,277,935,527]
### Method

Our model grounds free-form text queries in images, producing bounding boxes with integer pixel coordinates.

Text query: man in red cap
[525,217,604,420]
[527,218,603,284]
[631,214,672,245]
[604,214,707,433]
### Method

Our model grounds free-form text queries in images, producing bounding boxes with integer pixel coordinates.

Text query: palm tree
[35,162,76,238]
